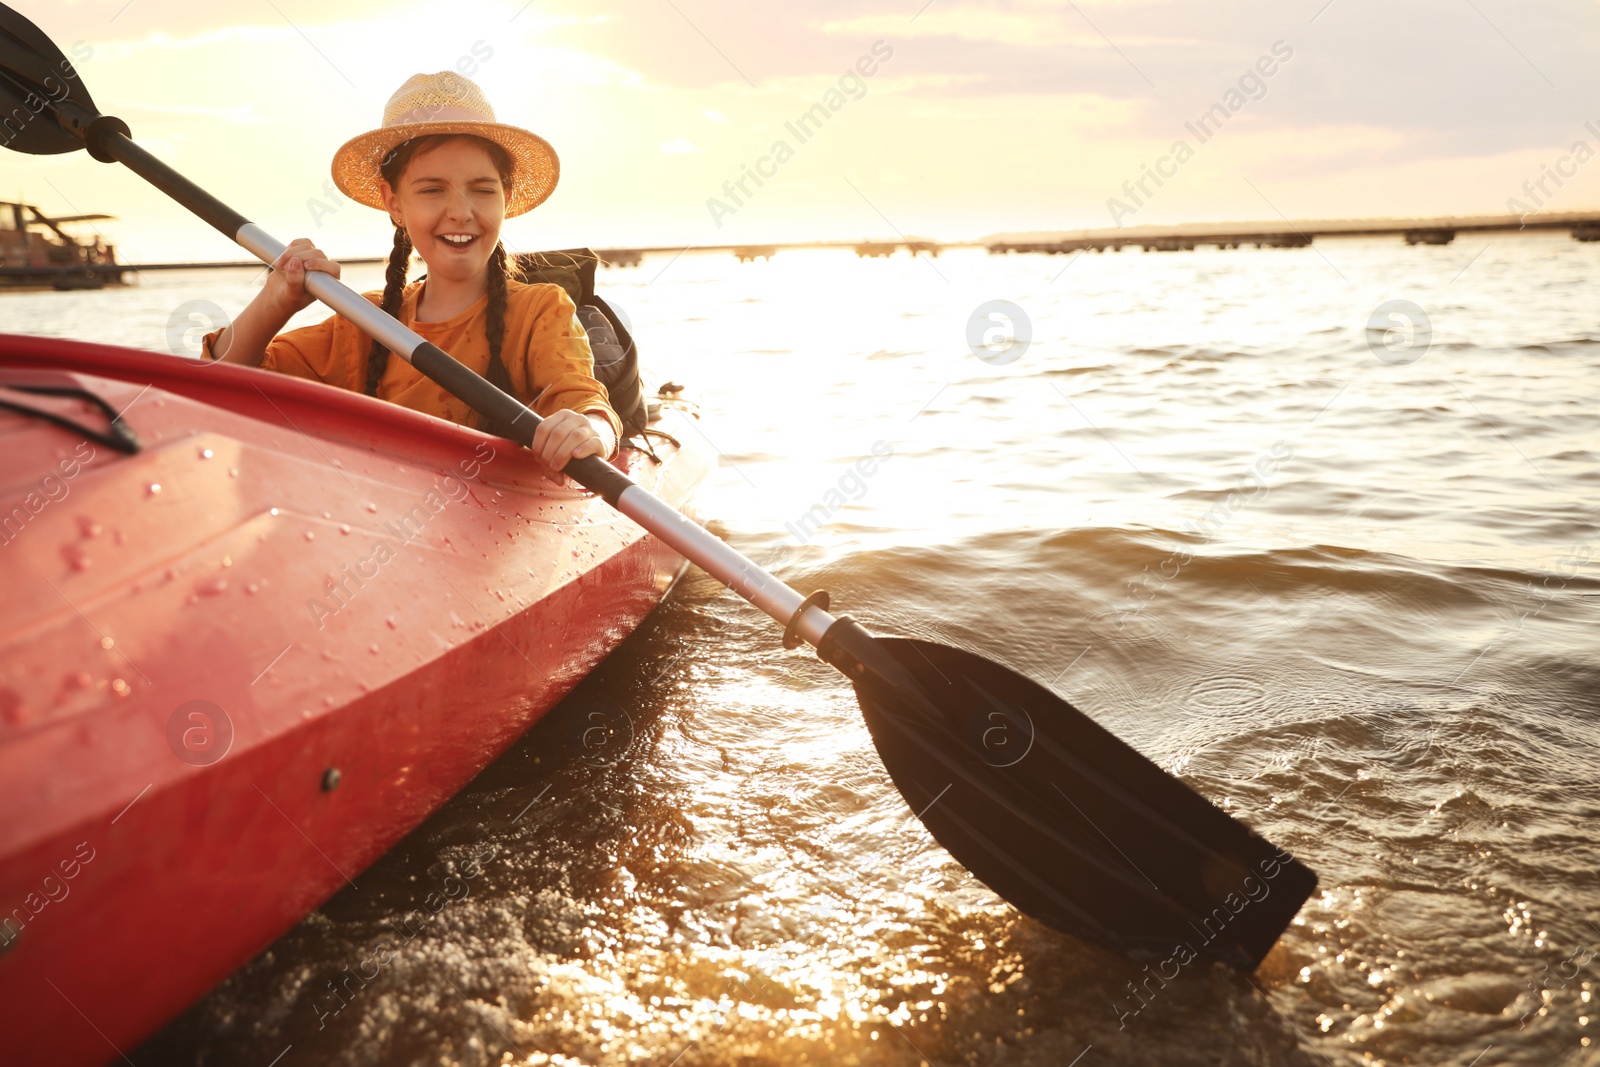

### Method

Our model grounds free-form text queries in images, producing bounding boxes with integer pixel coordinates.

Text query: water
[8,236,1599,1065]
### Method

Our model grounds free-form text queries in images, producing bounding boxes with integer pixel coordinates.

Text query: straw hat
[330,71,559,218]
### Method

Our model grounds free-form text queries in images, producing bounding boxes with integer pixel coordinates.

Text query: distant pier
[9,210,1595,292]
[993,232,1312,254]
[985,211,1600,256]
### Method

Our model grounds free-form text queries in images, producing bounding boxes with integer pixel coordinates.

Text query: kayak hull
[0,334,713,1066]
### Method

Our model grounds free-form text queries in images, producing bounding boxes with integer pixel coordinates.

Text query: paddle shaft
[86,126,844,651]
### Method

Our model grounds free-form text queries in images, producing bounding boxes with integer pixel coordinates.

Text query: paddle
[0,3,1317,970]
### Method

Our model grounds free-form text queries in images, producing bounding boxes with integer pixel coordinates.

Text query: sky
[3,0,1598,261]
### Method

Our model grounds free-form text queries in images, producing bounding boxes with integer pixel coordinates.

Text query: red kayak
[0,333,713,1066]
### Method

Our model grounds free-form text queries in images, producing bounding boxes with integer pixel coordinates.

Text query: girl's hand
[265,238,341,319]
[532,409,614,471]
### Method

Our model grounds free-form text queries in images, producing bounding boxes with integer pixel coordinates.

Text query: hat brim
[330,121,559,218]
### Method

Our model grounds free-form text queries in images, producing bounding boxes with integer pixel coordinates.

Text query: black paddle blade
[0,2,100,155]
[818,621,1316,970]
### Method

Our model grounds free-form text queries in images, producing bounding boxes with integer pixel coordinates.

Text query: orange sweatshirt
[202,279,622,443]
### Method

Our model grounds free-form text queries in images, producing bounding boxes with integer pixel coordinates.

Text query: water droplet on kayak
[164,568,177,582]
[365,502,378,512]
[450,612,466,629]
[64,546,91,571]
[270,507,279,516]
[301,709,313,720]
[322,511,331,520]
[199,447,214,460]
[321,649,337,661]
[246,582,259,595]
[369,643,380,654]
[65,671,91,691]
[100,636,114,650]
[386,615,399,629]
[324,694,337,706]
[196,577,228,597]
[110,678,130,698]
[78,517,101,538]
[221,555,233,567]
[332,459,343,468]
[185,593,199,606]
[147,483,161,495]
[304,530,315,541]
[340,524,351,535]
[113,529,126,545]
[228,467,239,478]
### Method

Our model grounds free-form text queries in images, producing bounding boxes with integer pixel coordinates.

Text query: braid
[364,224,412,396]
[485,240,512,395]
[479,240,519,438]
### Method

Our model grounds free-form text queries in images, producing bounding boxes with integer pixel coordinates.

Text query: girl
[203,71,619,471]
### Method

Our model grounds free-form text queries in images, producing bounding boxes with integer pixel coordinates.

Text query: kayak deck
[0,333,714,1066]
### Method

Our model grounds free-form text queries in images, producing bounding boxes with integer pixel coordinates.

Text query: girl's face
[379,137,508,287]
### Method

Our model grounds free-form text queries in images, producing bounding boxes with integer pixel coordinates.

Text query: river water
[8,235,1599,1066]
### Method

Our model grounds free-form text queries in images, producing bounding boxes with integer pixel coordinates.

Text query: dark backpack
[510,248,648,439]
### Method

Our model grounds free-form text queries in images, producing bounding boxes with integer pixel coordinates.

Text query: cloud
[527,0,1598,161]
[50,0,1599,163]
